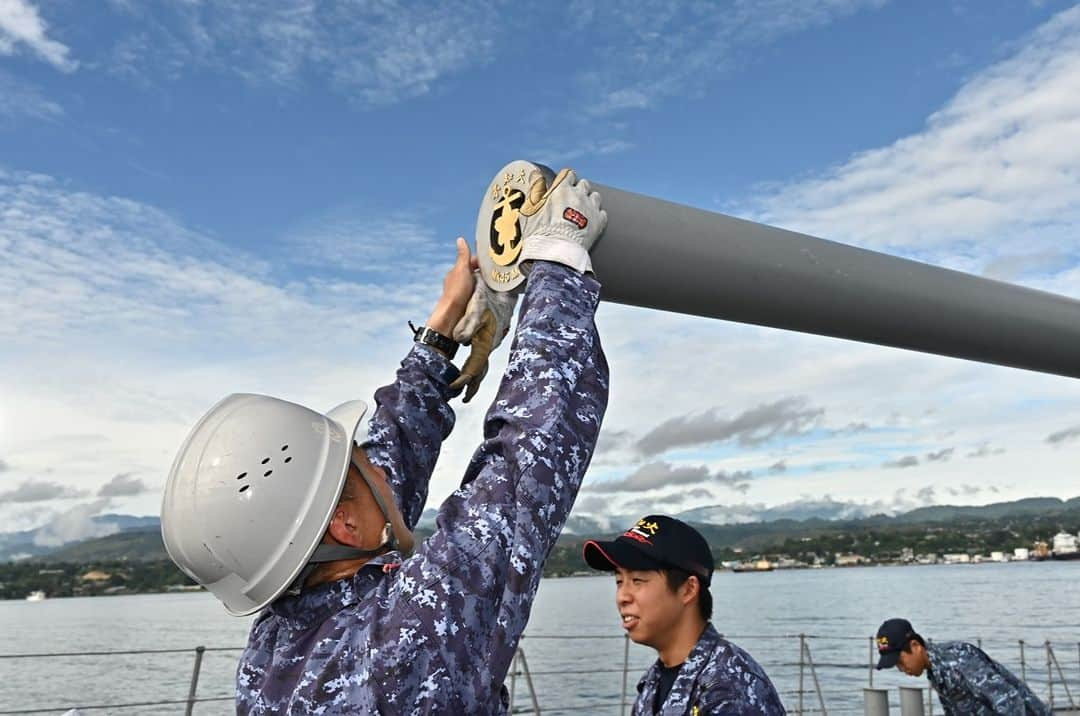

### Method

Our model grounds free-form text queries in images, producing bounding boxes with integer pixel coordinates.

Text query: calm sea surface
[2,562,1078,714]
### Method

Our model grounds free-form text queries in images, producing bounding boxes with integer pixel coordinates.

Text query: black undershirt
[654,662,683,712]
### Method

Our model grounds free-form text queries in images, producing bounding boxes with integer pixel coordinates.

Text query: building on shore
[834,553,869,567]
[942,553,971,564]
[1013,547,1030,561]
[1051,531,1078,556]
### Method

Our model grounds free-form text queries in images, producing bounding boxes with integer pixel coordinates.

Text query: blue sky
[2,0,1080,543]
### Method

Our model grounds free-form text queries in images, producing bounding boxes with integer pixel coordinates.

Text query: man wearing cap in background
[161,169,609,714]
[874,618,1049,715]
[584,515,786,715]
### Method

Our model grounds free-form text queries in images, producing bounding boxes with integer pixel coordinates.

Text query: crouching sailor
[160,170,609,714]
[584,515,787,715]
[874,618,1050,715]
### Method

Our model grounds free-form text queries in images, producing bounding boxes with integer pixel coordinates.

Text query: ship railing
[0,635,1077,714]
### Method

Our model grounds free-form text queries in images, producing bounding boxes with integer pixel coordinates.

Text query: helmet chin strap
[287,455,401,595]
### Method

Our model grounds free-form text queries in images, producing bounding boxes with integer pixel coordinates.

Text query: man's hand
[449,280,518,402]
[426,238,477,337]
[518,168,607,274]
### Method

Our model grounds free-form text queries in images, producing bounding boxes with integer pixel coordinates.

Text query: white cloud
[98,473,148,498]
[32,500,116,547]
[0,0,76,71]
[5,5,1080,537]
[569,0,887,118]
[0,479,86,503]
[0,163,471,532]
[742,4,1080,280]
[99,0,493,106]
[0,69,63,121]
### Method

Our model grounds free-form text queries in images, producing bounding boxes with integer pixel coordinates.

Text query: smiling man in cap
[875,618,1049,715]
[584,515,786,715]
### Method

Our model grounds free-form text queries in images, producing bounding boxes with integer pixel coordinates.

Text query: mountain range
[3,497,1079,564]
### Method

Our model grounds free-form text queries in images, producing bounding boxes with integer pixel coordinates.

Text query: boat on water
[731,559,774,573]
[25,590,46,602]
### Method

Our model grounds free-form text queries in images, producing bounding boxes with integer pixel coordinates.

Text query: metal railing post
[185,645,205,716]
[621,633,630,716]
[516,649,541,715]
[864,688,889,716]
[802,636,827,715]
[1047,641,1054,710]
[899,687,925,716]
[869,636,875,687]
[1047,642,1076,707]
[509,649,518,713]
[1020,640,1026,683]
[798,634,805,716]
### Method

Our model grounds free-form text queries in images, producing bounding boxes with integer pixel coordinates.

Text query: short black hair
[662,568,712,621]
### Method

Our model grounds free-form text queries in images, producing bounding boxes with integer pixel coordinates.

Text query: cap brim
[583,539,667,572]
[876,650,901,670]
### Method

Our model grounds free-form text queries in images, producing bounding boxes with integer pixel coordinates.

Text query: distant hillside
[895,497,1080,523]
[5,496,1078,564]
[0,514,161,562]
[40,528,168,563]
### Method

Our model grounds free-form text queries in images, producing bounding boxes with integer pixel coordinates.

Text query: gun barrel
[475,160,1080,379]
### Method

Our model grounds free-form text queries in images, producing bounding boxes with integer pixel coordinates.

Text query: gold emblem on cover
[489,185,525,267]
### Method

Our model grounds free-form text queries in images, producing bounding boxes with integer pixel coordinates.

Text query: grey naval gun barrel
[475,160,1080,380]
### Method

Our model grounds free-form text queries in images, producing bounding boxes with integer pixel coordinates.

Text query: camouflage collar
[267,550,405,630]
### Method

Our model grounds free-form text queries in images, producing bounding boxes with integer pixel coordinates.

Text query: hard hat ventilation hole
[239,485,250,493]
[236,472,247,480]
[264,469,273,477]
[261,457,270,465]
[284,457,292,463]
[281,444,289,451]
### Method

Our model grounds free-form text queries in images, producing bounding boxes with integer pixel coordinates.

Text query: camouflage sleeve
[363,344,460,529]
[959,649,1033,714]
[394,262,608,704]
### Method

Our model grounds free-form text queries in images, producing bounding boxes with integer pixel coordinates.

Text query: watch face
[475,159,554,294]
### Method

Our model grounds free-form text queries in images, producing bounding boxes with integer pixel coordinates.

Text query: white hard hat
[160,393,368,616]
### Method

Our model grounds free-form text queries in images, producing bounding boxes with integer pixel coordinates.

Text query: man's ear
[680,575,700,606]
[327,503,359,546]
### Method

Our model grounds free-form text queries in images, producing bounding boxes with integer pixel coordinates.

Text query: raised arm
[397,261,607,702]
[362,239,476,528]
[385,171,608,711]
[362,346,459,529]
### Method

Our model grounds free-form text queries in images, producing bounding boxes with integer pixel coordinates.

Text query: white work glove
[449,274,519,402]
[518,168,607,274]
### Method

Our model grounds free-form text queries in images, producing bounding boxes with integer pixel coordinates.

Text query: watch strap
[409,321,458,359]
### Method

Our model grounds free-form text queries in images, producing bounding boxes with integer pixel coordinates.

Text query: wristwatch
[409,321,458,359]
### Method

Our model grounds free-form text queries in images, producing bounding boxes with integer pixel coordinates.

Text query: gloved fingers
[587,188,603,210]
[463,364,487,403]
[451,311,497,402]
[577,178,592,194]
[449,358,488,402]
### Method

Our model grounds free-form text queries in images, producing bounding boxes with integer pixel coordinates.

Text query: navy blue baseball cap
[583,515,714,587]
[875,618,917,669]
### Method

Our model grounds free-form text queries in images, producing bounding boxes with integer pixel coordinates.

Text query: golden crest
[489,185,525,267]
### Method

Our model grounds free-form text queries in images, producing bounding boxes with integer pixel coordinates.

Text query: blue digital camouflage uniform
[236,262,608,714]
[926,641,1049,716]
[633,624,787,715]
